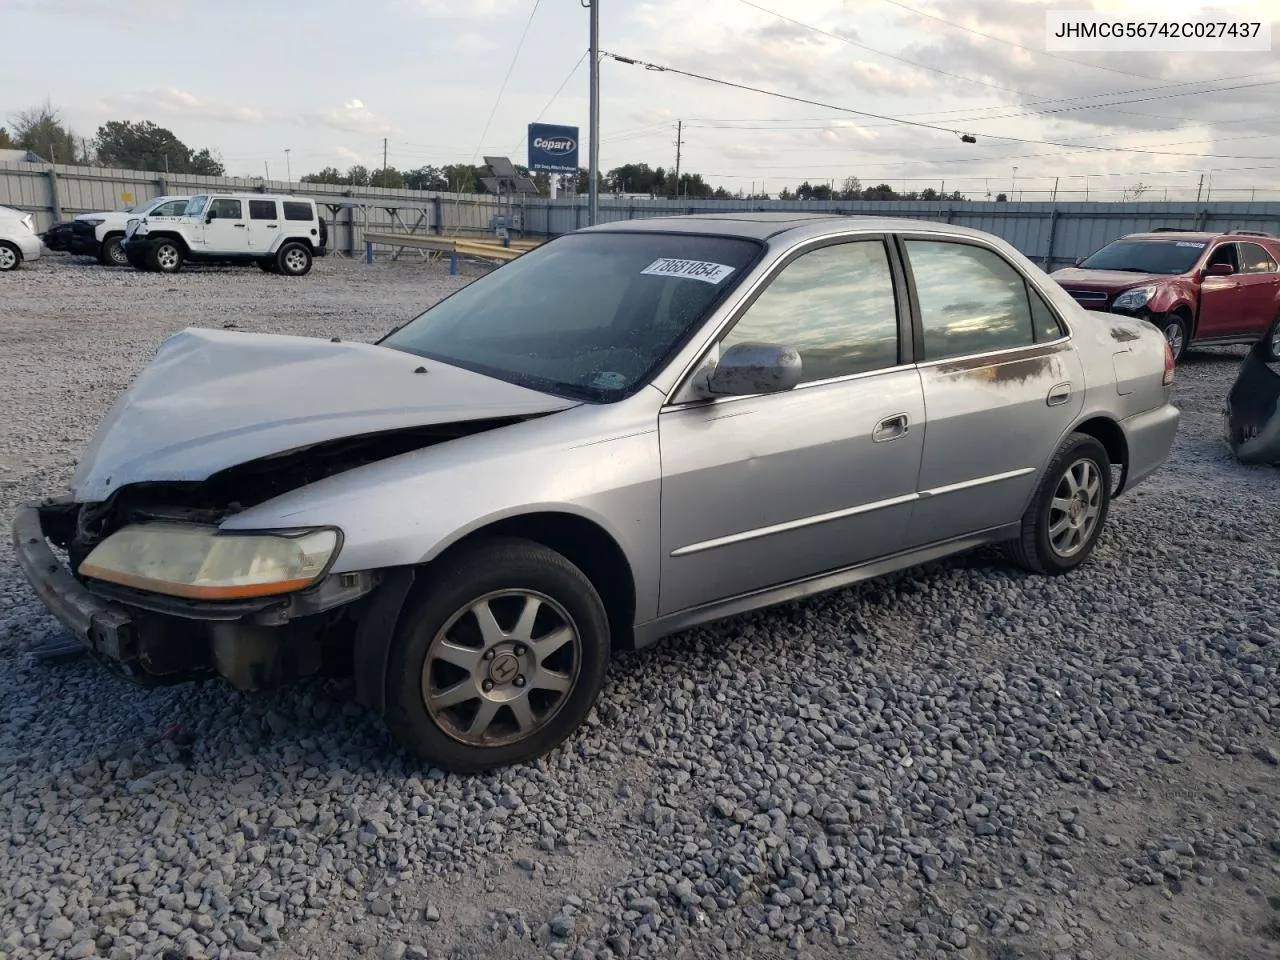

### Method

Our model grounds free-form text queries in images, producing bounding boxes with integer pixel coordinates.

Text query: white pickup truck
[67,195,190,266]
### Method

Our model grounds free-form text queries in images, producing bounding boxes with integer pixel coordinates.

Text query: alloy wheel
[421,590,581,747]
[1048,457,1103,558]
[0,246,16,270]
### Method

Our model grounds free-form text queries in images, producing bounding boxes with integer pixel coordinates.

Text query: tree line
[3,99,976,201]
[2,100,225,175]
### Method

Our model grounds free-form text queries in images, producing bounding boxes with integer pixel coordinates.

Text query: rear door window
[249,200,278,220]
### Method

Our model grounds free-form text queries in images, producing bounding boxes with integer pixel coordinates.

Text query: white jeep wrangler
[122,193,329,275]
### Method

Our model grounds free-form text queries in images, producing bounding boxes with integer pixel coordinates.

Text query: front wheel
[384,538,610,772]
[99,234,128,267]
[1005,433,1112,575]
[0,241,20,271]
[149,240,183,273]
[276,242,312,276]
[1158,313,1190,362]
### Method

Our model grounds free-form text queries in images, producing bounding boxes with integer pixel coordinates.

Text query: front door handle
[1047,382,1072,406]
[873,413,910,442]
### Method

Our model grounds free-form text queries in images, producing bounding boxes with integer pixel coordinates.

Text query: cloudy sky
[3,0,1279,200]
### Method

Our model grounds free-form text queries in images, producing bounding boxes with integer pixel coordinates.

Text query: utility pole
[1051,176,1059,203]
[1011,166,1018,200]
[264,161,270,182]
[673,119,683,199]
[382,138,388,187]
[284,149,292,184]
[1196,173,1205,203]
[587,0,600,225]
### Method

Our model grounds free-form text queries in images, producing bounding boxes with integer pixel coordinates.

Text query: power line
[509,49,590,154]
[732,0,1032,96]
[602,51,1280,161]
[471,0,542,163]
[874,0,1163,82]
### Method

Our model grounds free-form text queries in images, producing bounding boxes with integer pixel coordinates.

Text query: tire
[0,241,20,272]
[1157,312,1190,362]
[1004,433,1112,576]
[384,537,611,773]
[276,242,312,276]
[1262,316,1280,363]
[98,234,128,267]
[149,239,183,273]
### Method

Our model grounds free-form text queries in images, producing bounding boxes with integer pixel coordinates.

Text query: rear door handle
[234,223,247,228]
[873,413,910,442]
[1047,382,1072,406]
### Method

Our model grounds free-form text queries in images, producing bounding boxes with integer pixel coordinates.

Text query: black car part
[1225,339,1280,465]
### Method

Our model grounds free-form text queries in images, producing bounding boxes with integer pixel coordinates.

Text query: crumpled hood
[72,327,579,501]
[1050,267,1169,290]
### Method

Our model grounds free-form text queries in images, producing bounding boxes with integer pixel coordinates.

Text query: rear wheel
[1158,312,1190,362]
[384,538,610,772]
[99,234,128,267]
[276,242,312,276]
[1005,433,1111,575]
[150,239,183,273]
[0,241,20,271]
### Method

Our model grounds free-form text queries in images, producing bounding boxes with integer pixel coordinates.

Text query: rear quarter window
[282,202,313,221]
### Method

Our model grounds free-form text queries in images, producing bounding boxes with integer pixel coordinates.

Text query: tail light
[1162,340,1175,386]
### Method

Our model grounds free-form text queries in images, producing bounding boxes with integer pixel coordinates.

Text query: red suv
[1051,229,1280,362]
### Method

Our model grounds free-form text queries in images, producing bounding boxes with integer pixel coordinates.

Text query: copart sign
[528,123,580,174]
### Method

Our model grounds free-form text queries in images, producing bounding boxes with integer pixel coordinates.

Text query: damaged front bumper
[1225,339,1280,465]
[11,497,380,689]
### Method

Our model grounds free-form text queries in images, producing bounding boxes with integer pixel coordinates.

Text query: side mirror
[205,211,216,223]
[1204,262,1234,277]
[1073,257,1084,267]
[695,341,802,398]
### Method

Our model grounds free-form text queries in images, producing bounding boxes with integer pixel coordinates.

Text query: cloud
[93,88,272,124]
[722,143,774,160]
[414,0,521,18]
[304,99,399,136]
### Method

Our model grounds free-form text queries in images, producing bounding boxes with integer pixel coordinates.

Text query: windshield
[183,195,209,217]
[1079,238,1206,275]
[380,232,762,401]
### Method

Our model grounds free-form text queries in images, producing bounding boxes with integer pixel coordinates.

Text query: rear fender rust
[351,566,417,713]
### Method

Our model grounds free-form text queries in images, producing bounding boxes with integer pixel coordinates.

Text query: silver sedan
[12,213,1180,771]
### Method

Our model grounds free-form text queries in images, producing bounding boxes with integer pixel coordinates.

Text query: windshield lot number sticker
[641,258,736,284]
[1175,241,1206,248]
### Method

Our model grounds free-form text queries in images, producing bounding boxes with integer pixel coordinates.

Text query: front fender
[219,402,664,623]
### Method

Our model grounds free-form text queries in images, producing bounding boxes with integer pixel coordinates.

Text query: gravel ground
[0,253,1277,960]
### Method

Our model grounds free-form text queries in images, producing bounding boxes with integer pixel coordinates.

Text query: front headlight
[1112,285,1156,310]
[81,218,105,227]
[78,524,340,600]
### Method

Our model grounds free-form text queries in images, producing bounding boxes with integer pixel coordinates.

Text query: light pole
[587,0,600,225]
[284,149,292,185]
[1011,166,1018,201]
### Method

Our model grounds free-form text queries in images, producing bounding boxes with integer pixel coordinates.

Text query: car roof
[1122,230,1276,243]
[197,193,316,202]
[577,212,993,243]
